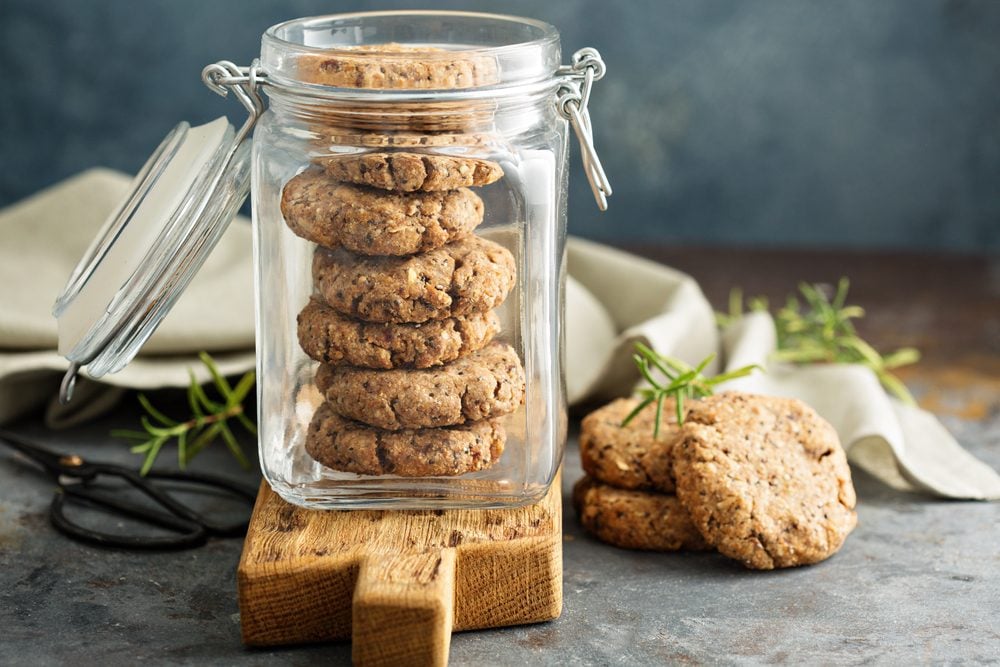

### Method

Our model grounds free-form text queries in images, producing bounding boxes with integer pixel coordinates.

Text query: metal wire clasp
[201,60,267,141]
[557,48,613,211]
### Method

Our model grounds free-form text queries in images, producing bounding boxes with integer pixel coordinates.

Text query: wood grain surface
[238,474,562,665]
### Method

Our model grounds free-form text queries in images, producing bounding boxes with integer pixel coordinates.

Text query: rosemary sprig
[715,287,769,328]
[719,277,920,405]
[111,352,257,475]
[622,343,761,435]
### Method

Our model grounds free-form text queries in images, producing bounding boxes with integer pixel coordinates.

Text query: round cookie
[672,392,858,570]
[312,236,516,324]
[281,169,484,255]
[579,397,681,494]
[319,152,504,193]
[316,342,524,430]
[306,403,505,477]
[572,476,710,552]
[298,297,500,369]
[295,43,499,90]
[304,99,496,134]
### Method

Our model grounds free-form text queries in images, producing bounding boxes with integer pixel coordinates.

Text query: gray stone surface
[2,0,1000,251]
[1,394,998,665]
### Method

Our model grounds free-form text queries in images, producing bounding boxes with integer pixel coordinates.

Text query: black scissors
[0,428,257,550]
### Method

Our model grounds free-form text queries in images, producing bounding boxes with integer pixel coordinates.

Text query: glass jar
[54,11,610,510]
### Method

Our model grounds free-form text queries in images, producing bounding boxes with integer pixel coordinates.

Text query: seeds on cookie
[317,342,525,430]
[312,236,516,324]
[281,169,484,255]
[298,297,500,369]
[305,403,505,477]
[580,397,680,494]
[572,476,710,552]
[672,392,857,570]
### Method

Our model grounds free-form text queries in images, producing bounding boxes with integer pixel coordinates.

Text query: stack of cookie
[281,151,525,477]
[574,392,858,569]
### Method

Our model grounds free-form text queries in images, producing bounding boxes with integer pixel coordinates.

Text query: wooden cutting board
[237,473,562,666]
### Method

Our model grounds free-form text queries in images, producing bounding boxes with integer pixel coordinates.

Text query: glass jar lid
[53,115,251,398]
[52,59,266,403]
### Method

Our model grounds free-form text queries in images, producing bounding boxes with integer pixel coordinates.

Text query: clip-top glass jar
[54,11,610,510]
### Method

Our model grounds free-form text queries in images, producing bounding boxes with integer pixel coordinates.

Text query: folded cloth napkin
[0,169,255,427]
[2,169,998,500]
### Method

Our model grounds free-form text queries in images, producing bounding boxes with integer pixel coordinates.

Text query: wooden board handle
[352,549,457,666]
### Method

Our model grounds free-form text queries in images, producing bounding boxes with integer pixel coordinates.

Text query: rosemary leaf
[177,430,188,470]
[139,437,166,476]
[186,422,226,461]
[718,278,920,405]
[620,395,656,428]
[200,350,234,396]
[624,344,760,435]
[138,394,178,427]
[191,375,223,414]
[219,422,250,469]
[654,393,665,439]
[635,342,679,378]
[112,353,256,474]
[187,371,205,418]
[635,356,663,390]
[231,371,257,404]
[236,411,258,436]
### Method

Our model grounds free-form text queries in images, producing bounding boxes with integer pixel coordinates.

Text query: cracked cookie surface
[572,476,710,552]
[672,392,857,570]
[315,342,524,430]
[305,402,505,477]
[298,297,500,369]
[281,169,483,255]
[320,152,503,192]
[312,236,516,323]
[580,397,681,493]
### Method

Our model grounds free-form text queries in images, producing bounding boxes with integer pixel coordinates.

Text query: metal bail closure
[557,48,613,211]
[54,61,265,404]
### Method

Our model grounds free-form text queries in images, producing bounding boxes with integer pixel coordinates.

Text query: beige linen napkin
[0,169,255,427]
[3,169,998,500]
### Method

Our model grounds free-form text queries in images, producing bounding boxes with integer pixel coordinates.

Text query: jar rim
[261,10,562,94]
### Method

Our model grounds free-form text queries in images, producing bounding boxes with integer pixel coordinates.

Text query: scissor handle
[50,486,209,550]
[50,466,257,550]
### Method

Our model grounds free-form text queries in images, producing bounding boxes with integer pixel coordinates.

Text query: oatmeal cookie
[305,403,505,477]
[319,152,503,193]
[580,397,681,494]
[572,476,710,552]
[298,297,500,369]
[296,43,499,90]
[281,170,484,255]
[312,236,516,323]
[316,342,524,430]
[672,392,858,570]
[311,127,496,149]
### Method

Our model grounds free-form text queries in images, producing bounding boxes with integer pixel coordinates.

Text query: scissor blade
[0,428,69,475]
[60,483,202,534]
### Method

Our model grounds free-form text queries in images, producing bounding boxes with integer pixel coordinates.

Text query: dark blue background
[2,0,998,251]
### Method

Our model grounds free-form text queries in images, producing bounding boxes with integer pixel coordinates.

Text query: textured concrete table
[2,249,998,665]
